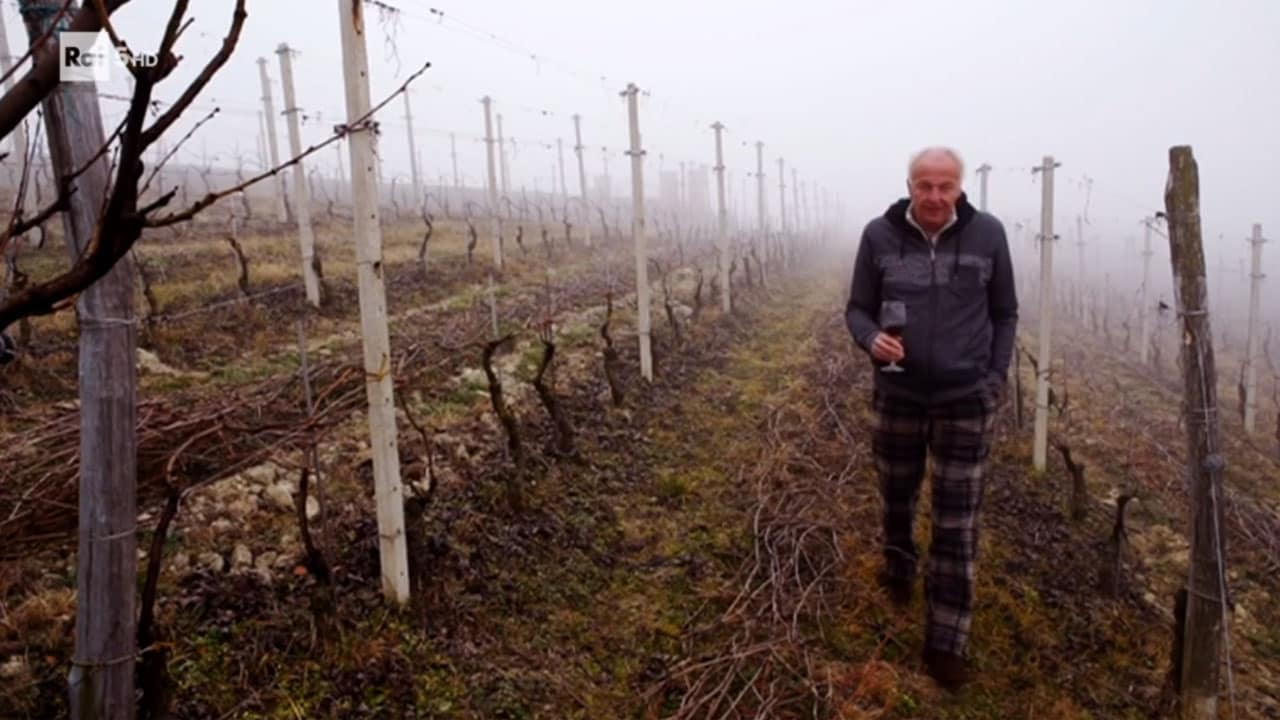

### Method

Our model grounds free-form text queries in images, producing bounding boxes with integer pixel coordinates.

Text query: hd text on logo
[60,31,158,83]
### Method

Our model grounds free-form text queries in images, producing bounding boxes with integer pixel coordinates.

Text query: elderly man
[845,147,1017,689]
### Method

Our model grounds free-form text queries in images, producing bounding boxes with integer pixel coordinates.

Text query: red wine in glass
[879,301,906,373]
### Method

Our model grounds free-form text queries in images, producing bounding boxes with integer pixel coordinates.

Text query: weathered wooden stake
[22,2,138,716]
[1164,145,1230,720]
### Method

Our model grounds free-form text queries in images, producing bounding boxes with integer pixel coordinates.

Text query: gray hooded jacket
[845,193,1018,405]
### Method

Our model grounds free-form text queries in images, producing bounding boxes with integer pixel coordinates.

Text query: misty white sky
[3,0,1278,317]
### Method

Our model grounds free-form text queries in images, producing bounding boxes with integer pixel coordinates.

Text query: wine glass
[879,301,906,373]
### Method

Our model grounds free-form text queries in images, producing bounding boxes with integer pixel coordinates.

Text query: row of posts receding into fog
[992,157,1271,472]
[122,50,840,598]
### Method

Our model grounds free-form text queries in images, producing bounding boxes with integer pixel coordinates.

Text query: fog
[4,5,1280,714]
[4,0,1278,327]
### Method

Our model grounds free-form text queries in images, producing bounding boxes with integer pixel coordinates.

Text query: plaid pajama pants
[871,386,997,657]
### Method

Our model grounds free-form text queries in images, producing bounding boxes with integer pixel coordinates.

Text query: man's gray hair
[908,146,965,180]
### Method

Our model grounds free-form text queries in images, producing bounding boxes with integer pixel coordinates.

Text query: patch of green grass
[142,372,201,394]
[167,630,245,711]
[654,471,690,502]
[511,340,547,382]
[208,352,300,386]
[436,374,487,412]
[435,286,483,312]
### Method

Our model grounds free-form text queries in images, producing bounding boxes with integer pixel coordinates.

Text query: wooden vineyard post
[336,0,410,603]
[1165,145,1231,720]
[21,1,139,715]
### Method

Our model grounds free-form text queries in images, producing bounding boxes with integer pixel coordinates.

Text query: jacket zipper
[902,207,964,402]
[927,242,936,397]
[910,226,937,396]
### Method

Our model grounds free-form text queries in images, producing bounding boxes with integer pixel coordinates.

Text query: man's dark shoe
[877,571,913,607]
[923,647,969,691]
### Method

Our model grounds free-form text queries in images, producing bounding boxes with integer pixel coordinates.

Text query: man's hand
[871,332,905,363]
[984,372,1007,406]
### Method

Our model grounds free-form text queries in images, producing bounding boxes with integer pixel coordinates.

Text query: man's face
[907,153,963,232]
